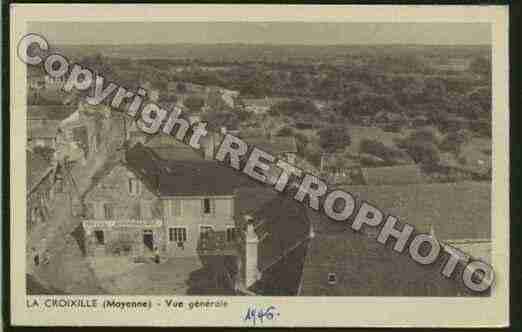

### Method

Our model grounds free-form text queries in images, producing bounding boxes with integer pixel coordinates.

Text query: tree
[407,128,440,145]
[276,126,294,137]
[183,96,205,113]
[176,82,187,94]
[318,126,351,154]
[269,99,318,118]
[203,110,240,131]
[359,139,405,165]
[339,92,403,119]
[80,53,114,78]
[33,146,55,162]
[397,129,441,165]
[439,130,471,155]
[467,86,491,118]
[469,56,491,79]
[402,141,440,165]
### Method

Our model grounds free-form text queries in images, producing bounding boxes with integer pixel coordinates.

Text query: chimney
[203,133,215,160]
[244,215,260,288]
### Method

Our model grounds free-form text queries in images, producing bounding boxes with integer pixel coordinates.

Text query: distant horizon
[29,22,491,46]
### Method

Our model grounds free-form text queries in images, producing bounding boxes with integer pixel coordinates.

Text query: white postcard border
[10,4,509,327]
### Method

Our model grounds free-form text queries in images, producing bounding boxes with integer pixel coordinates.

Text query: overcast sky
[28,22,491,45]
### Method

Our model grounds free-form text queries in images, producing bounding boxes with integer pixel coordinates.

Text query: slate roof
[27,105,76,121]
[341,182,491,241]
[299,231,468,296]
[249,239,310,296]
[155,160,242,196]
[27,150,53,193]
[123,143,243,196]
[300,182,491,296]
[28,126,58,139]
[144,134,205,161]
[361,164,424,185]
[233,192,311,295]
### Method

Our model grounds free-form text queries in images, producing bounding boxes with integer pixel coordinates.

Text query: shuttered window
[202,198,215,215]
[169,227,187,243]
[199,225,214,240]
[203,198,211,214]
[226,226,237,242]
[103,204,114,219]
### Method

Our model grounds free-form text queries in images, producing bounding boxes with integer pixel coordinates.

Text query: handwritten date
[243,305,279,325]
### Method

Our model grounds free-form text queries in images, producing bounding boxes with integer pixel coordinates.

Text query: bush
[359,139,404,165]
[184,96,205,113]
[439,130,471,154]
[403,142,440,165]
[269,99,318,118]
[276,126,294,137]
[318,126,351,154]
[33,146,55,162]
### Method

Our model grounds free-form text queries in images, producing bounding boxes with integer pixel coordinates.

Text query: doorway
[94,230,105,245]
[143,229,154,251]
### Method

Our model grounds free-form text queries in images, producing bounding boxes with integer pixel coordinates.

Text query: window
[328,273,337,285]
[203,198,212,214]
[226,226,237,242]
[94,230,105,245]
[169,227,187,243]
[200,225,214,241]
[104,204,114,219]
[128,178,140,195]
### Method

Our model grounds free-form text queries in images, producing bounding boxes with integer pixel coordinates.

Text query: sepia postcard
[9,4,509,327]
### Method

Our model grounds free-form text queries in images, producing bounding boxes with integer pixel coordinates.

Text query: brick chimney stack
[201,133,213,160]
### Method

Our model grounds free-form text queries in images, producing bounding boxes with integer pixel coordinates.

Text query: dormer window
[328,273,337,285]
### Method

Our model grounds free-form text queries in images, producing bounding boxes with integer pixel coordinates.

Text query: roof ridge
[260,236,311,274]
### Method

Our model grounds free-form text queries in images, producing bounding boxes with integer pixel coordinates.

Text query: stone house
[57,102,127,164]
[82,144,241,260]
[27,150,55,231]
